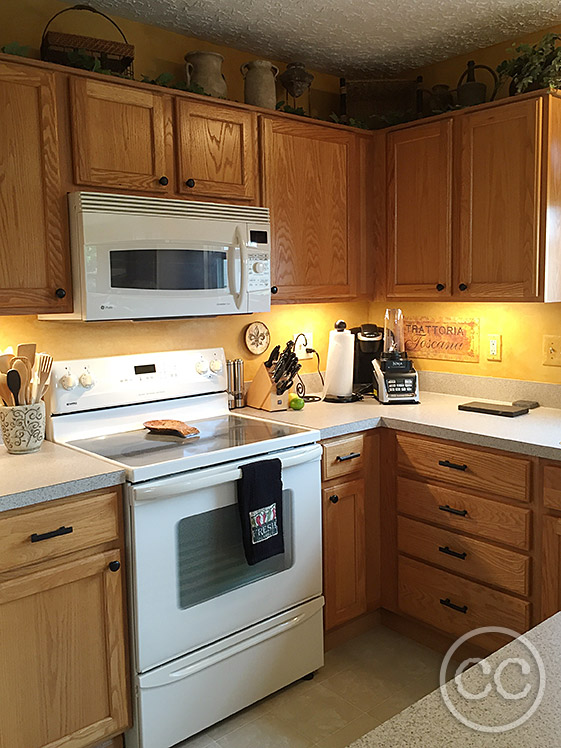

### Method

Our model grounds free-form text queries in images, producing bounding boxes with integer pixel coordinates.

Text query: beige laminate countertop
[349,612,561,748]
[242,390,561,460]
[0,441,125,512]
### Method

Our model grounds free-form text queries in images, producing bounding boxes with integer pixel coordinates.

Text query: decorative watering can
[457,60,499,106]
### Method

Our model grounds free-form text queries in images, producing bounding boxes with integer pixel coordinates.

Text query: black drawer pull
[439,504,468,517]
[440,597,468,614]
[336,452,361,462]
[329,494,339,504]
[439,459,468,471]
[439,545,467,560]
[109,560,121,572]
[31,525,73,543]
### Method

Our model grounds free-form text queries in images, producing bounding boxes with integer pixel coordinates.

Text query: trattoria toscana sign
[404,318,480,362]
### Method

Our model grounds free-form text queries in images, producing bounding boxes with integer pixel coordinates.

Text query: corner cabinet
[385,92,561,302]
[260,116,368,302]
[0,61,71,314]
[0,488,130,748]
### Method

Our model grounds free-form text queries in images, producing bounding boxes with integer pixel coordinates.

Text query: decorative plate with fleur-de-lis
[244,321,270,355]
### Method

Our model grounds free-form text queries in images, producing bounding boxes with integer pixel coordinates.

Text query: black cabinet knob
[108,560,121,572]
[185,178,196,188]
[271,286,279,295]
[459,283,468,291]
[436,283,445,292]
[55,288,66,299]
[158,176,169,186]
[329,494,339,504]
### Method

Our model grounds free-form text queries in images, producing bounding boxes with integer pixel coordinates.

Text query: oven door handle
[142,598,323,687]
[132,443,322,503]
[227,227,248,310]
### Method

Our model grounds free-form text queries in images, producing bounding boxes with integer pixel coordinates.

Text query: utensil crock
[0,401,46,454]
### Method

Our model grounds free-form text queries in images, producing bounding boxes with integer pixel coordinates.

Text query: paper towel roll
[323,327,355,399]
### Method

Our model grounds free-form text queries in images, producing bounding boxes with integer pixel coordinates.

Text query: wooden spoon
[0,354,13,374]
[12,360,30,405]
[6,369,21,406]
[0,373,14,406]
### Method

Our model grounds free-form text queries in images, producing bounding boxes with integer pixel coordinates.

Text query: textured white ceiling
[92,0,561,75]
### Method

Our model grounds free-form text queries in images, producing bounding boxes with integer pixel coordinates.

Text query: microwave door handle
[233,226,249,310]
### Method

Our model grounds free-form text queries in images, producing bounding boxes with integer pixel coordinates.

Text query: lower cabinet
[542,515,561,620]
[0,488,129,748]
[321,433,368,630]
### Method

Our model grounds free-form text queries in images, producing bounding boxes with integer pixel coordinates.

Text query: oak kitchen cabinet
[0,487,130,748]
[260,116,370,302]
[0,60,72,314]
[386,92,561,302]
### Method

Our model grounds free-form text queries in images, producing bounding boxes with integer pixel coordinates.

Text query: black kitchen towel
[237,458,284,565]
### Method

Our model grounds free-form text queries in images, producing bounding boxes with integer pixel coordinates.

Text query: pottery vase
[241,59,279,109]
[278,62,314,99]
[184,51,228,99]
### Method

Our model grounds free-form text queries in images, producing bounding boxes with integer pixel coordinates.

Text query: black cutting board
[458,401,529,417]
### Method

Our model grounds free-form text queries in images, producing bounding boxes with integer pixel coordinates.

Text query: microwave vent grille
[72,192,270,223]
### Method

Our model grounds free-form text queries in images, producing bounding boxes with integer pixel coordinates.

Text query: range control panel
[49,348,227,415]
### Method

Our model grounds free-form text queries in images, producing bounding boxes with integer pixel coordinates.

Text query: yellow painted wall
[0,0,340,118]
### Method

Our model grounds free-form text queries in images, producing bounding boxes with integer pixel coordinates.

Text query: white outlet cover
[294,332,313,360]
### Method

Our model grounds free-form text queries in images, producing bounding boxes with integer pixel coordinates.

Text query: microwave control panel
[247,251,271,292]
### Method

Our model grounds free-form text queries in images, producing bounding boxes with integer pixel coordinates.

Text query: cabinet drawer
[397,516,530,596]
[398,556,530,643]
[543,463,561,511]
[322,434,364,480]
[0,489,120,572]
[396,433,531,502]
[397,476,530,549]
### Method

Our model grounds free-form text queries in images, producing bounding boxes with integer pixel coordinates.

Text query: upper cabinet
[387,120,453,298]
[0,62,71,314]
[385,93,561,302]
[457,99,542,299]
[70,77,172,192]
[260,116,367,302]
[175,99,257,201]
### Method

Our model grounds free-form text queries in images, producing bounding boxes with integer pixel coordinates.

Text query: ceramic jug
[241,59,279,109]
[184,51,227,99]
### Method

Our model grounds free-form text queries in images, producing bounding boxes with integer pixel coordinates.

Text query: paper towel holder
[323,319,362,403]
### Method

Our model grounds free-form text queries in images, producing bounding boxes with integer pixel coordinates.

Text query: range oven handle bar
[133,443,322,503]
[142,597,324,688]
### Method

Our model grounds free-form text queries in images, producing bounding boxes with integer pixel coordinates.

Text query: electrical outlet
[543,335,561,366]
[487,334,502,361]
[293,332,313,360]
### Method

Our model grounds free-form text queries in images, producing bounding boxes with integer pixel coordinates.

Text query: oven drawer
[398,556,530,642]
[322,434,364,481]
[0,488,120,572]
[396,433,531,502]
[397,476,531,550]
[397,516,530,596]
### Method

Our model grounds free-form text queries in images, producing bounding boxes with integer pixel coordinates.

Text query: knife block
[246,364,289,411]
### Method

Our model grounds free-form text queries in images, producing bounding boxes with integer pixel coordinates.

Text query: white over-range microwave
[40,192,272,321]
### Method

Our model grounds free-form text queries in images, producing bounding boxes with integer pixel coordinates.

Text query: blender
[372,309,419,404]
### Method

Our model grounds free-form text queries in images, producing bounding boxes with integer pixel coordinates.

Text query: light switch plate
[487,334,502,361]
[543,335,561,366]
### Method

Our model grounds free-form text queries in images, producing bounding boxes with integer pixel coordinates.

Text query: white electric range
[47,348,324,748]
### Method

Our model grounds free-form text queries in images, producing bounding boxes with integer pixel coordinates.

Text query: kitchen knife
[264,345,280,368]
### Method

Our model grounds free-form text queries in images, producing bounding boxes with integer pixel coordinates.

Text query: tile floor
[176,624,447,748]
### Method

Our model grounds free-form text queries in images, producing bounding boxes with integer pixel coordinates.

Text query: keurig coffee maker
[372,309,419,404]
[351,324,383,395]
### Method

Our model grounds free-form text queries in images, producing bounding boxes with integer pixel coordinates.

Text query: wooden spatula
[0,354,13,374]
[17,343,36,369]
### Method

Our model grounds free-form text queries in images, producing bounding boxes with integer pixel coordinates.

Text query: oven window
[110,249,227,290]
[176,493,292,610]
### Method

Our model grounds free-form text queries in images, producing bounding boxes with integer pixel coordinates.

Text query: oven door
[128,443,322,673]
[83,231,248,320]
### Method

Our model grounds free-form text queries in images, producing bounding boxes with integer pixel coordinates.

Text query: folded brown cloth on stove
[237,458,284,565]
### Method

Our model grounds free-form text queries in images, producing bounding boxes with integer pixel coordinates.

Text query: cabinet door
[0,62,71,314]
[175,99,257,201]
[322,478,367,630]
[0,550,129,748]
[457,98,542,299]
[260,117,359,301]
[387,120,453,298]
[70,77,171,192]
[541,516,561,621]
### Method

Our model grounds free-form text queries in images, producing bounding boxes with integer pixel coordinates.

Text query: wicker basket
[40,4,134,77]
